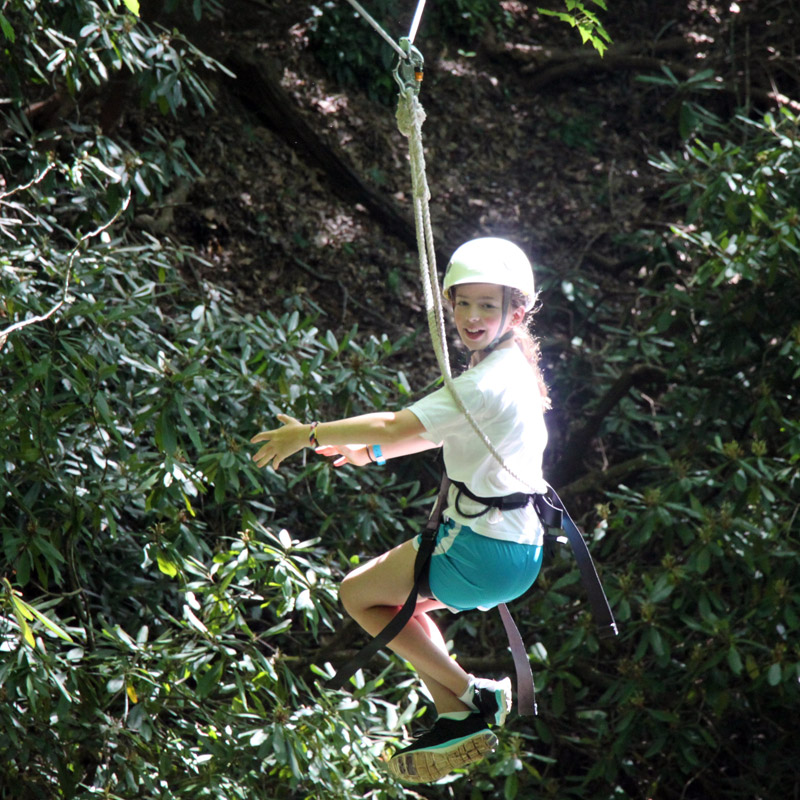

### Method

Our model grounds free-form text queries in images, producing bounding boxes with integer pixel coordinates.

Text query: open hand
[250,414,308,470]
[315,443,371,468]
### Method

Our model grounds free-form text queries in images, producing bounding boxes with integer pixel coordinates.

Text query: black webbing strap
[327,477,618,711]
[498,602,537,716]
[326,476,451,691]
[451,478,530,512]
[496,483,619,717]
[535,484,619,639]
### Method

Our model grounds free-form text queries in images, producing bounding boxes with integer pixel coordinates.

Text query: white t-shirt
[408,346,548,545]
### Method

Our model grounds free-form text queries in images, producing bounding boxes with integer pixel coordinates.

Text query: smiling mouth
[464,328,486,340]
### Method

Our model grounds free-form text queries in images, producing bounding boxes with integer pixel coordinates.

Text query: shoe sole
[386,730,498,784]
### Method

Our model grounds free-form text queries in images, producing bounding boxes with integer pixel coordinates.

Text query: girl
[251,237,549,783]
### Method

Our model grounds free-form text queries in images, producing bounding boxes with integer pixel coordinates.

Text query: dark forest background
[1,1,799,798]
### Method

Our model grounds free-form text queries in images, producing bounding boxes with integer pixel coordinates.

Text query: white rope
[342,0,542,494]
[396,89,542,495]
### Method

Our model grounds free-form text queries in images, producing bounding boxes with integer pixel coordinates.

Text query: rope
[396,89,545,496]
[344,0,544,495]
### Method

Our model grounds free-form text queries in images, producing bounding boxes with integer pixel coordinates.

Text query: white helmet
[443,237,535,310]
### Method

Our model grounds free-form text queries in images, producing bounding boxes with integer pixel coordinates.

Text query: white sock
[457,675,476,708]
[439,710,472,721]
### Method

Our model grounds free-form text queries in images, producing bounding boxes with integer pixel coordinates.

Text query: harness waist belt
[450,479,531,511]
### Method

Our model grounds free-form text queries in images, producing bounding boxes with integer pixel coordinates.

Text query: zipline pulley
[345,0,426,94]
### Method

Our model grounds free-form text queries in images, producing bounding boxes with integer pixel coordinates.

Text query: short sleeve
[407,372,485,444]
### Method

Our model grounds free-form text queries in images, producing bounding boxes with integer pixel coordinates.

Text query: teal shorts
[415,518,543,612]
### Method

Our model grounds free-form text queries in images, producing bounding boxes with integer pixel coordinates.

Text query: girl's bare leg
[339,539,471,715]
[413,604,471,713]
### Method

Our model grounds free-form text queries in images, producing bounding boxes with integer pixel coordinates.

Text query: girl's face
[453,283,520,351]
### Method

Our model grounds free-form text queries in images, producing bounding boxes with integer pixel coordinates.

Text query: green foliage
[538,0,612,56]
[516,108,799,799]
[306,1,400,105]
[0,210,427,796]
[0,3,428,797]
[1,0,231,117]
[637,65,724,139]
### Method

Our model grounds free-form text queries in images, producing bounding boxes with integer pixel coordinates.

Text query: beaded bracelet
[309,421,320,448]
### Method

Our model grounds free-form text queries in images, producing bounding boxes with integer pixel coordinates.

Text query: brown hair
[459,287,550,408]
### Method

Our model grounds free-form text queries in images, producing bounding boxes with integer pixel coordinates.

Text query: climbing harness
[327,0,617,714]
[328,472,618,715]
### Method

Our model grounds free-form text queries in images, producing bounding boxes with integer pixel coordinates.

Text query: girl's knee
[338,540,417,618]
[338,570,361,617]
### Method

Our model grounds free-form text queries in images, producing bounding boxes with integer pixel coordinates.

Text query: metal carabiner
[392,36,424,94]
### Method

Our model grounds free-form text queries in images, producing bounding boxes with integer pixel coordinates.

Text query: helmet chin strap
[481,329,514,355]
[481,285,514,355]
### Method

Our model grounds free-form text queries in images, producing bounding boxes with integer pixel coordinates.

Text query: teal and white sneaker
[386,713,498,784]
[466,676,513,726]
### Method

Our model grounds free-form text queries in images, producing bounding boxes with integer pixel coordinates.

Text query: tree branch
[554,453,653,505]
[0,193,131,350]
[0,162,57,200]
[550,364,667,487]
[223,51,450,266]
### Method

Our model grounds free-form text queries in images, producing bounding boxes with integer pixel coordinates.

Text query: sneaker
[469,676,513,726]
[386,713,498,784]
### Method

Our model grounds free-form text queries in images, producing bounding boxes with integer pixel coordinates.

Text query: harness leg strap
[326,530,436,690]
[543,485,619,638]
[327,477,450,690]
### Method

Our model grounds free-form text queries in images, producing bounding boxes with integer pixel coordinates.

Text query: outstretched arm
[250,409,435,470]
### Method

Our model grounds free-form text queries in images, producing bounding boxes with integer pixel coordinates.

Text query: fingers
[252,445,274,469]
[315,445,350,467]
[251,417,345,472]
[250,414,301,444]
[254,454,282,471]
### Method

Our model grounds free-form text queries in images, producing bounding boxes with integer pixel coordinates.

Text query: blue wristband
[372,444,386,465]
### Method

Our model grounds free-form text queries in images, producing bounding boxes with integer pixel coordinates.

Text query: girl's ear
[509,305,527,327]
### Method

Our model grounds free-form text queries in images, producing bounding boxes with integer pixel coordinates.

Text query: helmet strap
[482,285,513,355]
[483,327,514,353]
